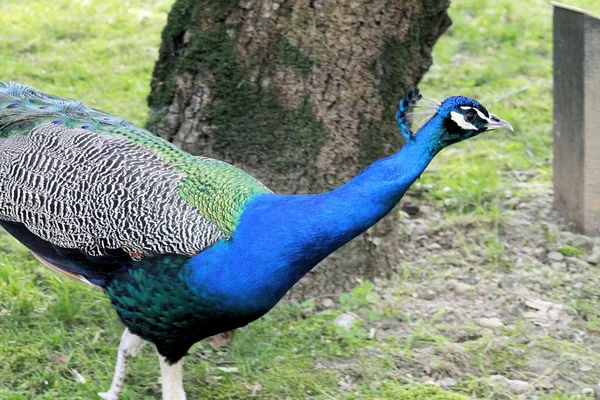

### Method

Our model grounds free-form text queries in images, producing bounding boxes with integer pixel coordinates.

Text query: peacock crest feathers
[0,81,270,237]
[395,87,441,141]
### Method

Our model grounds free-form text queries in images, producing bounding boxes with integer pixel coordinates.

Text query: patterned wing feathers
[0,124,225,258]
[0,81,270,273]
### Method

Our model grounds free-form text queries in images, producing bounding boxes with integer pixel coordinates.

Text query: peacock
[0,81,512,399]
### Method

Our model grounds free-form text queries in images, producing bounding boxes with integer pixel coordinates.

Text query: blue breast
[186,189,399,316]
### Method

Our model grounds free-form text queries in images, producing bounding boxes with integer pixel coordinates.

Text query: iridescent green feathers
[0,81,270,235]
[0,82,126,136]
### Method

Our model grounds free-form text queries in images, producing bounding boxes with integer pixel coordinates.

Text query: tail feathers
[0,81,128,136]
[0,220,130,290]
[30,251,106,291]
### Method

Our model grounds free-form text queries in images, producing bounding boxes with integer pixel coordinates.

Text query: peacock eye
[465,110,476,123]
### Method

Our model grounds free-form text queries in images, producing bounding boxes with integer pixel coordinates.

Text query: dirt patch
[317,180,600,398]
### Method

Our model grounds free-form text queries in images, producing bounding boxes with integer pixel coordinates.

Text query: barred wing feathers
[0,81,270,287]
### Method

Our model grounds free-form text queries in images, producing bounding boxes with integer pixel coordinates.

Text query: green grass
[559,245,585,257]
[0,0,173,126]
[419,0,554,214]
[1,0,598,399]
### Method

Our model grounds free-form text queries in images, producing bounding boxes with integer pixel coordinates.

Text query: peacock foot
[98,391,119,400]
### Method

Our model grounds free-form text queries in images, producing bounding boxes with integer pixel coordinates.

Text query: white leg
[158,351,186,400]
[98,329,145,400]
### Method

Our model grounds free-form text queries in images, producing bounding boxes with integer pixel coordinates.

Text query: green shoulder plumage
[0,81,270,235]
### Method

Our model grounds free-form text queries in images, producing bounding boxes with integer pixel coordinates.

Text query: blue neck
[187,128,441,314]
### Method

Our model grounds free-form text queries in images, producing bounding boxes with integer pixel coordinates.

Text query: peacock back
[0,81,270,286]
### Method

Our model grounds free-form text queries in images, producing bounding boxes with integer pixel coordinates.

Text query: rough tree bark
[147,0,451,299]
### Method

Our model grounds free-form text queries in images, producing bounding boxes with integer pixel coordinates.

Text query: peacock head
[397,88,513,151]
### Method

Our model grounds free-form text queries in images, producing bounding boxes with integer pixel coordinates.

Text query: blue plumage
[0,83,512,399]
[396,87,424,141]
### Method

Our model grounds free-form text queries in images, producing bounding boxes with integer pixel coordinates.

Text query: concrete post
[553,3,600,235]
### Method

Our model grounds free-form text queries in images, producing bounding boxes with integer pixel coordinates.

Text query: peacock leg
[157,351,186,400]
[98,328,145,400]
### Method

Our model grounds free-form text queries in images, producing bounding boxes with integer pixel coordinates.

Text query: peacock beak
[485,113,513,131]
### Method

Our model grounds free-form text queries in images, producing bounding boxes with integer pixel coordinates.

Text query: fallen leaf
[209,330,236,349]
[46,352,69,364]
[523,298,572,327]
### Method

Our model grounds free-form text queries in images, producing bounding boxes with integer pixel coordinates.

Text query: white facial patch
[459,106,491,122]
[450,111,477,130]
[474,108,490,122]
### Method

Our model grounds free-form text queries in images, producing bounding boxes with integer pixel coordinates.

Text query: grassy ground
[1,0,600,399]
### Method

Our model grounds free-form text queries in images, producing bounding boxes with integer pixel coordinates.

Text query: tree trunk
[147,0,451,299]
